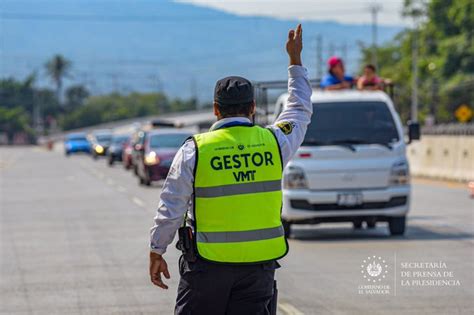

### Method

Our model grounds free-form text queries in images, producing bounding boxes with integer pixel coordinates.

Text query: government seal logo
[276,121,293,135]
[361,256,388,283]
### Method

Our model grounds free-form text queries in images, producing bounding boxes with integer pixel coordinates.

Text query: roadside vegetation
[0,55,197,142]
[360,0,473,123]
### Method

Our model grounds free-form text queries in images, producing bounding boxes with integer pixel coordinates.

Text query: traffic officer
[149,24,312,314]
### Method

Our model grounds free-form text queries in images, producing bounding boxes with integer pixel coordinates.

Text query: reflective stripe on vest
[193,125,288,264]
[195,180,281,198]
[197,225,284,243]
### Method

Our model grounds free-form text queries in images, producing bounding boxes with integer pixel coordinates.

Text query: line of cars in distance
[64,120,193,186]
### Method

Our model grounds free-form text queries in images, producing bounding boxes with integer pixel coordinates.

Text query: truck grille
[290,196,407,211]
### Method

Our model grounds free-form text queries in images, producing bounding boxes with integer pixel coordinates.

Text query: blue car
[64,133,91,156]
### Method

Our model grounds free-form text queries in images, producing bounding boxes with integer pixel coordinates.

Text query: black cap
[214,76,254,106]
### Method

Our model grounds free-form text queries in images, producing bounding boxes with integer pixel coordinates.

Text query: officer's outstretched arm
[270,24,313,167]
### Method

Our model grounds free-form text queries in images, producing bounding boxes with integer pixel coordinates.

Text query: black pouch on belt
[176,226,197,262]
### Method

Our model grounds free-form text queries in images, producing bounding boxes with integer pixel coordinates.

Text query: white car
[274,90,420,237]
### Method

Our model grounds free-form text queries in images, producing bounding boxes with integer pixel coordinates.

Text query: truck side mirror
[407,121,420,144]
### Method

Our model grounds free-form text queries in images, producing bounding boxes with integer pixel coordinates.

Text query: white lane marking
[132,197,145,208]
[278,302,304,315]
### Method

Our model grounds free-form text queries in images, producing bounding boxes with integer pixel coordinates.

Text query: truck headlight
[283,166,308,189]
[144,152,160,165]
[389,160,410,185]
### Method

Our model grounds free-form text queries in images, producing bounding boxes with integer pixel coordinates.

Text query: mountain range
[1,0,402,101]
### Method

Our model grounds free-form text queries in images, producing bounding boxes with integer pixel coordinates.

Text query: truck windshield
[303,101,399,147]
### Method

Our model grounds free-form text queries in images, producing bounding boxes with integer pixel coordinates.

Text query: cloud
[176,0,408,26]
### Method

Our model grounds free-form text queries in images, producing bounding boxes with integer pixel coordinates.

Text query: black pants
[175,256,279,315]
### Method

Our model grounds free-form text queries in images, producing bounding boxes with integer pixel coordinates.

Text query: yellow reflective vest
[192,124,288,263]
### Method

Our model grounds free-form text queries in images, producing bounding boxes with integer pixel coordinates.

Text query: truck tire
[366,219,376,229]
[389,216,406,236]
[353,221,363,229]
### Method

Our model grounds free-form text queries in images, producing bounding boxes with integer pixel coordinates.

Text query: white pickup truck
[274,90,420,237]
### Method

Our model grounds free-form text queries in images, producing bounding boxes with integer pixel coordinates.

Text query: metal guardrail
[422,123,474,136]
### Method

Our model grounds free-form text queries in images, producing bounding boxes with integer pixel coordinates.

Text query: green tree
[45,55,71,103]
[402,0,429,19]
[0,75,35,112]
[0,107,34,143]
[0,75,64,139]
[65,85,89,111]
[36,88,61,118]
[60,92,171,130]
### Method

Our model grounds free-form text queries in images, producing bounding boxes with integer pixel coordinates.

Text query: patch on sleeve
[276,121,294,135]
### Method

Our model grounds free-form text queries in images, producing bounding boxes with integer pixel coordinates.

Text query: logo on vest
[210,152,274,183]
[238,144,245,151]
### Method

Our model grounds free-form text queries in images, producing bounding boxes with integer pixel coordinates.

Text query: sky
[177,0,407,26]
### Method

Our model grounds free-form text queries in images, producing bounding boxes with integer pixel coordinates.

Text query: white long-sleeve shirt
[150,65,313,255]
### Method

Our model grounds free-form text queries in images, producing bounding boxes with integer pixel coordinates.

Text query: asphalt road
[1,146,473,315]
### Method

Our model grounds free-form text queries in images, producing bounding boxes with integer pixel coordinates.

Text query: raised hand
[286,24,303,66]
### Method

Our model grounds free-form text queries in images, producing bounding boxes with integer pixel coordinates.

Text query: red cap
[328,56,343,69]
